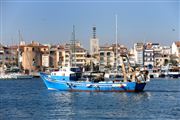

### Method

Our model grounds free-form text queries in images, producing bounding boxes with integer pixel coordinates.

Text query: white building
[42,54,49,67]
[128,49,135,66]
[133,43,144,66]
[172,41,180,57]
[144,49,154,67]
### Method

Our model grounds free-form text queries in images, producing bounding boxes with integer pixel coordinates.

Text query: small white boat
[148,68,160,78]
[168,67,180,78]
[0,72,33,80]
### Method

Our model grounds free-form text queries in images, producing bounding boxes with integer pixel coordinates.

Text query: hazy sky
[0,0,179,49]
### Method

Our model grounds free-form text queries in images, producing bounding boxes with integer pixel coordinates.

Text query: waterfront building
[133,43,144,66]
[153,45,172,67]
[161,46,171,65]
[99,44,127,71]
[0,44,18,68]
[172,41,180,58]
[154,52,163,67]
[56,45,65,67]
[40,45,50,68]
[74,46,86,67]
[128,49,135,66]
[0,44,7,68]
[8,45,18,67]
[99,45,115,71]
[90,26,99,55]
[64,46,71,67]
[152,43,162,67]
[144,43,154,67]
[162,46,171,56]
[46,44,66,68]
[49,45,58,68]
[42,54,49,68]
[64,42,86,67]
[22,41,42,72]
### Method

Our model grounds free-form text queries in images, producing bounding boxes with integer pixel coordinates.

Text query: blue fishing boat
[40,65,149,92]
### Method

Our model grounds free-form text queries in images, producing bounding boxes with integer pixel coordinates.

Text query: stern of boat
[135,83,146,92]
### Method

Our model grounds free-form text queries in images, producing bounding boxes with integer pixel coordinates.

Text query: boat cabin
[50,67,82,81]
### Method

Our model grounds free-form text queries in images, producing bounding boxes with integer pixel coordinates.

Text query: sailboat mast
[18,30,21,68]
[73,25,76,67]
[115,15,127,82]
[115,14,118,71]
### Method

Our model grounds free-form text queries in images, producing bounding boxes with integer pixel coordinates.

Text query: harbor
[0,0,179,120]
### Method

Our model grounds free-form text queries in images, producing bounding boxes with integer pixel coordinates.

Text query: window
[100,52,104,56]
[107,52,110,56]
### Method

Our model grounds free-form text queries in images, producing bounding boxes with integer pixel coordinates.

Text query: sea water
[0,78,180,120]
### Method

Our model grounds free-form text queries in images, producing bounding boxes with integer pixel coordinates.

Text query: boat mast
[115,15,127,82]
[18,30,21,69]
[115,14,118,72]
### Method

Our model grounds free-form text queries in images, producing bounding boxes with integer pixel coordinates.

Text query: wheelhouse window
[70,74,76,81]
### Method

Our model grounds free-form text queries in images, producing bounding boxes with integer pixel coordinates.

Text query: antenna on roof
[93,26,96,39]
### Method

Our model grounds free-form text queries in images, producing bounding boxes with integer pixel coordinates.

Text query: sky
[0,0,179,50]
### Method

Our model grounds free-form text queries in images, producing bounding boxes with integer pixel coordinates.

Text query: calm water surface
[0,78,180,120]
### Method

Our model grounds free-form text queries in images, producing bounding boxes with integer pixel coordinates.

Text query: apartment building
[133,43,144,66]
[128,49,135,66]
[64,43,86,67]
[99,44,128,71]
[144,43,154,67]
[0,44,18,68]
[99,46,115,70]
[22,41,42,72]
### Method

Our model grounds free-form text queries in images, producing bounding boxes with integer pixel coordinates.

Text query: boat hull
[40,73,146,92]
[168,72,179,78]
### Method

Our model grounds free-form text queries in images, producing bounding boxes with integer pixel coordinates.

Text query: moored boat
[168,67,180,78]
[0,72,33,80]
[148,68,160,78]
